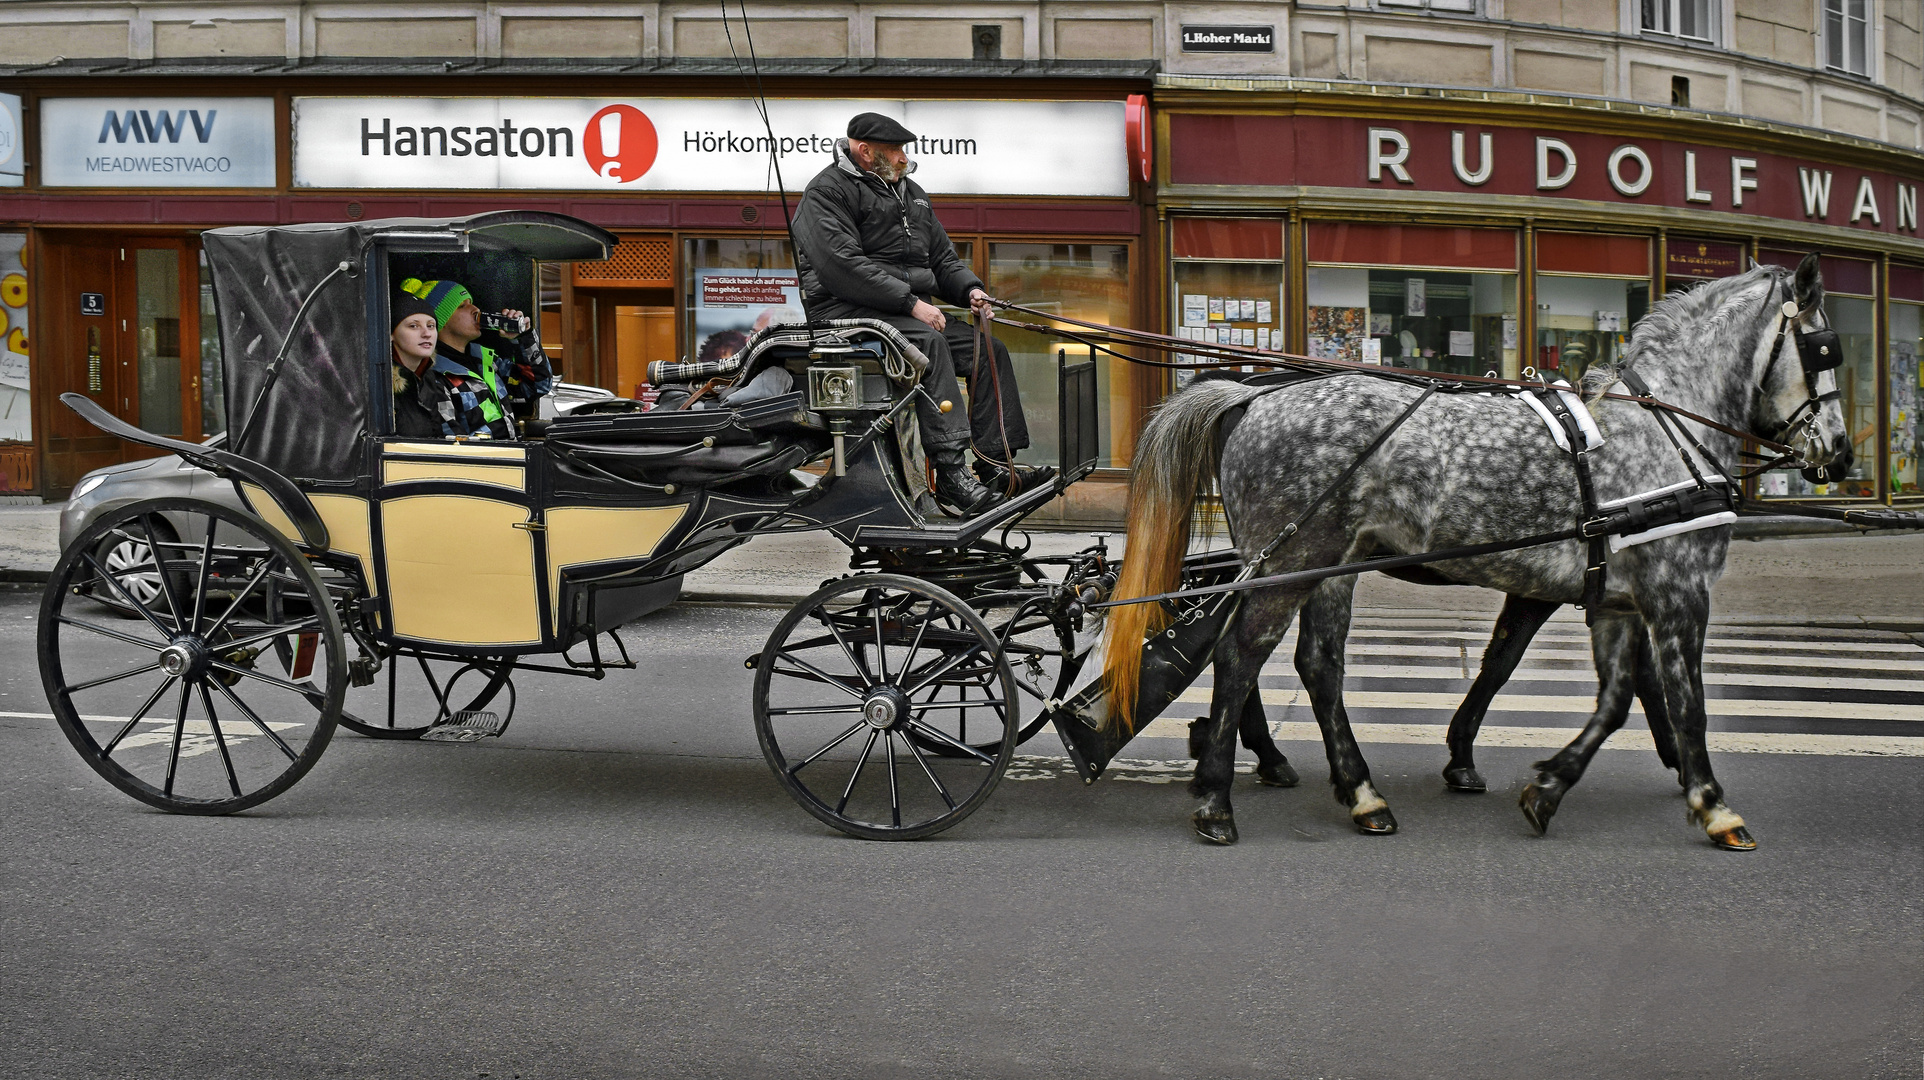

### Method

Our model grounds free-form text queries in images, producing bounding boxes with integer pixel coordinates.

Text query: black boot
[973,458,1057,498]
[930,446,1006,517]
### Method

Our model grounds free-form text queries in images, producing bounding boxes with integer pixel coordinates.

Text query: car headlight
[70,474,107,500]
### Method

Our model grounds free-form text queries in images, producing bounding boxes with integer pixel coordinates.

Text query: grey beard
[869,159,906,183]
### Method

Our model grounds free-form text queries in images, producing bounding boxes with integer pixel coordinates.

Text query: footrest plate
[420,710,506,743]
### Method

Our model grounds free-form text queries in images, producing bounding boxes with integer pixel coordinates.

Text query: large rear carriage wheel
[753,574,1017,840]
[39,498,345,814]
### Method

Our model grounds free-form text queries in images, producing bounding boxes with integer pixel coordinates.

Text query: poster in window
[0,233,28,440]
[1239,299,1255,320]
[1369,313,1392,336]
[1183,294,1208,327]
[1307,306,1365,364]
[1208,297,1225,320]
[1405,278,1427,317]
[1256,300,1272,324]
[692,270,802,362]
[1448,330,1475,357]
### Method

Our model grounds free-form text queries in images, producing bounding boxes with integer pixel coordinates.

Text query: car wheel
[91,517,177,618]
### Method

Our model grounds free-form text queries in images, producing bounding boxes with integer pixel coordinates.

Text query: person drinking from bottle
[400,276,555,439]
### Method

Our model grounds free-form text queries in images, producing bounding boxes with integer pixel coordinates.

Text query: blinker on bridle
[1761,292,1843,446]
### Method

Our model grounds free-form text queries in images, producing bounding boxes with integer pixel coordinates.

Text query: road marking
[1309,643,1924,673]
[1320,629,1924,653]
[1259,663,1924,694]
[1173,687,1924,722]
[1126,719,1924,758]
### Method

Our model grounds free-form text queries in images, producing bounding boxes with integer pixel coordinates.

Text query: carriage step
[420,710,506,743]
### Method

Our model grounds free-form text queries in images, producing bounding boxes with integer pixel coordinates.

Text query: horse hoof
[1519,783,1558,836]
[1711,825,1757,851]
[1442,765,1486,793]
[1352,808,1397,835]
[1254,760,1300,788]
[1193,812,1239,845]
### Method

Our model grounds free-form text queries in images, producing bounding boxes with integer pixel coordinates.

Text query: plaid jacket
[416,336,555,439]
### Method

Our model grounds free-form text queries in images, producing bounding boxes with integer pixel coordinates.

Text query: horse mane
[1579,266,1785,403]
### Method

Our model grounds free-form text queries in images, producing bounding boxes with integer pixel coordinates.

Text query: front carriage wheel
[753,574,1018,841]
[39,498,344,814]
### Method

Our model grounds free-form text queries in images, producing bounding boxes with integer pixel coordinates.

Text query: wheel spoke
[189,514,218,633]
[210,677,301,762]
[141,515,188,632]
[885,731,901,828]
[897,602,933,690]
[55,614,166,653]
[905,719,997,766]
[211,618,325,657]
[161,679,191,798]
[903,730,957,810]
[210,658,320,699]
[835,728,881,814]
[913,698,1008,712]
[82,553,177,638]
[903,641,987,696]
[873,602,890,683]
[771,650,866,698]
[765,702,867,717]
[820,607,875,685]
[197,682,243,798]
[65,660,162,694]
[787,721,869,776]
[99,675,179,758]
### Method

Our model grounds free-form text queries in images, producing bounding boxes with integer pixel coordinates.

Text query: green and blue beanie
[399,277,473,329]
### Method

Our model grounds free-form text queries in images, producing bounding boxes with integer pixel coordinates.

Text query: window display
[1306,223,1517,378]
[1167,218,1284,384]
[1889,264,1923,497]
[1535,233,1652,384]
[682,237,799,366]
[1757,250,1877,498]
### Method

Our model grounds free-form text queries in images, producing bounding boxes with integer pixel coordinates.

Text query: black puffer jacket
[793,139,982,317]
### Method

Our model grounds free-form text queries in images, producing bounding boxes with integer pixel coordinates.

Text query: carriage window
[1168,218,1284,388]
[537,262,565,379]
[987,242,1133,469]
[1757,251,1878,499]
[1889,265,1924,498]
[198,250,224,435]
[1307,223,1518,379]
[1535,233,1652,385]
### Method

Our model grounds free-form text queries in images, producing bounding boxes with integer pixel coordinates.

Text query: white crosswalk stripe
[1119,615,1924,758]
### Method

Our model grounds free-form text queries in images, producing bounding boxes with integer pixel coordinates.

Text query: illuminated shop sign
[1170,114,1924,235]
[39,97,277,188]
[292,98,1129,197]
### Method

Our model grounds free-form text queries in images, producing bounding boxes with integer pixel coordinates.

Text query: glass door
[115,241,201,439]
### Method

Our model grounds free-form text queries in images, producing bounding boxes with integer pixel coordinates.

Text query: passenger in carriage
[388,294,463,438]
[398,276,556,439]
[793,112,1051,517]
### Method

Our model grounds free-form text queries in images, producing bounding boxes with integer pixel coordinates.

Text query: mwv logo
[98,110,218,144]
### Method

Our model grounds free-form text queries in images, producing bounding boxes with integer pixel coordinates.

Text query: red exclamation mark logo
[585,104,658,183]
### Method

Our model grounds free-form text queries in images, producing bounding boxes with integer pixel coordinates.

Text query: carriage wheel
[335,648,517,741]
[39,498,344,815]
[753,574,1018,841]
[917,592,1077,756]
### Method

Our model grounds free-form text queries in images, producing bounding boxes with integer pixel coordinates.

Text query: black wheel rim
[753,574,1017,841]
[39,499,344,815]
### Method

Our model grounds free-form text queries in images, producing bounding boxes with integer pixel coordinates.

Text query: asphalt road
[2,588,1920,1079]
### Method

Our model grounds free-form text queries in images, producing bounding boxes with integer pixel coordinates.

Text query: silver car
[60,382,619,614]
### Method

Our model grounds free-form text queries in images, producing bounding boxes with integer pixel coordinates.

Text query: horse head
[1754,253,1853,483]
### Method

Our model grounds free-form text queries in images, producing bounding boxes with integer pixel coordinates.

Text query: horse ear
[1794,252,1824,307]
[1745,257,1761,271]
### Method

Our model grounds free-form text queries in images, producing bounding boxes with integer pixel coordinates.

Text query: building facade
[1,1,1921,520]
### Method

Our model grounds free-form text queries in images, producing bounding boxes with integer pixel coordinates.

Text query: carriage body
[43,211,1107,839]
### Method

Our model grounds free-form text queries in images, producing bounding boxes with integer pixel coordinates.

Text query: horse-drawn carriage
[41,211,1115,839]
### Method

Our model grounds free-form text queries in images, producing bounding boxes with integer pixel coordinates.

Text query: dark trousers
[806,302,1025,455]
[943,320,1030,461]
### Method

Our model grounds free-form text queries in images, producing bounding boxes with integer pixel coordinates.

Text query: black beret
[847,112,916,144]
[391,293,437,330]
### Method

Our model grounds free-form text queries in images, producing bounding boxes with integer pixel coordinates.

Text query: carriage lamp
[808,365,864,412]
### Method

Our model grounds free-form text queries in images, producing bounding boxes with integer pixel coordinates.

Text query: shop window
[1307,223,1517,378]
[1642,0,1717,44]
[1757,249,1877,499]
[1535,233,1651,384]
[1889,264,1923,497]
[682,237,800,369]
[1824,0,1872,78]
[197,250,223,435]
[987,242,1132,469]
[0,233,33,443]
[1169,219,1284,386]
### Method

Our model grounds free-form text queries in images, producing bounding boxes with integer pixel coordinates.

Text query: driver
[400,276,555,439]
[793,113,1047,516]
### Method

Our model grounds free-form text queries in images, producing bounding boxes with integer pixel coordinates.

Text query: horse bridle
[1757,289,1843,451]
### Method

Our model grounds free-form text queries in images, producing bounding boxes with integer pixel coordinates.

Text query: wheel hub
[158,637,210,680]
[861,686,910,730]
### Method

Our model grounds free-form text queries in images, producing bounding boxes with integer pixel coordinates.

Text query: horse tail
[1103,378,1270,730]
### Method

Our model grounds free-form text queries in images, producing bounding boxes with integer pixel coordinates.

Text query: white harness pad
[1519,389,1604,452]
[1602,478,1737,552]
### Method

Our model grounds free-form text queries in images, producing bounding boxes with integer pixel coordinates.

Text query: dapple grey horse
[1105,256,1852,848]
